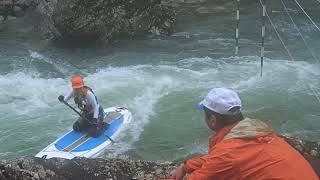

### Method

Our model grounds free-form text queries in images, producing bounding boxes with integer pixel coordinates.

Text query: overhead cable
[293,0,320,32]
[280,0,319,62]
[259,0,295,61]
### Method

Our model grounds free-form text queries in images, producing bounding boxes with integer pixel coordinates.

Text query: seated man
[58,75,105,137]
[169,88,317,180]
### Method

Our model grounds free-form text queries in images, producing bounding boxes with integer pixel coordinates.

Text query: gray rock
[1,0,222,42]
[13,6,24,16]
[281,135,320,176]
[0,0,176,43]
[0,136,319,179]
[0,0,14,17]
[51,0,175,42]
[0,157,176,180]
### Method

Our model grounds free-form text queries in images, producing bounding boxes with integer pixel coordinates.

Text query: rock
[195,6,210,14]
[0,157,176,180]
[16,0,26,7]
[0,136,319,179]
[30,0,60,40]
[281,135,320,159]
[13,6,24,17]
[295,145,303,152]
[311,150,318,157]
[183,0,207,4]
[280,135,320,176]
[49,0,175,42]
[0,0,176,43]
[0,0,13,8]
[0,0,13,17]
[161,0,211,17]
[1,1,25,19]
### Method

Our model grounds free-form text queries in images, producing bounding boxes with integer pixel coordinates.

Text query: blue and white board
[35,107,132,159]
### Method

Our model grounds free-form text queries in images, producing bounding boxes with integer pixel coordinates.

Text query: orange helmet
[71,75,84,89]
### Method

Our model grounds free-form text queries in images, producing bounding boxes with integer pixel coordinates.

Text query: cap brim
[197,103,204,110]
[72,85,84,89]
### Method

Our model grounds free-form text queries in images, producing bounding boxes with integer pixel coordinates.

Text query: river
[0,0,319,161]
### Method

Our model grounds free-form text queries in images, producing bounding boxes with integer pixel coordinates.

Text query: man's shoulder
[86,89,95,96]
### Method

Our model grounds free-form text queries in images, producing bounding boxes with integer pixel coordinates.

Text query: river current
[0,0,319,161]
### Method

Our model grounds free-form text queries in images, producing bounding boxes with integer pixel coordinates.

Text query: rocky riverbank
[0,0,240,44]
[0,157,176,180]
[0,0,176,42]
[0,135,319,180]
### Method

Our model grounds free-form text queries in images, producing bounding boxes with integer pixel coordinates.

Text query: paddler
[58,75,106,137]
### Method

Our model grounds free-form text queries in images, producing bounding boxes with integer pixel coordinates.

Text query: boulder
[0,0,176,43]
[0,157,176,180]
[0,136,319,179]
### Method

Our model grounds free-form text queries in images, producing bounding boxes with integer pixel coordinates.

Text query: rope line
[280,0,320,104]
[293,0,320,32]
[308,84,320,104]
[259,0,295,61]
[280,0,319,62]
[257,0,320,105]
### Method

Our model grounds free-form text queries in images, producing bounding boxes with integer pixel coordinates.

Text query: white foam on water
[28,50,86,77]
[158,56,320,156]
[81,66,183,156]
[90,57,320,157]
[0,72,67,116]
[29,51,45,59]
[1,55,320,159]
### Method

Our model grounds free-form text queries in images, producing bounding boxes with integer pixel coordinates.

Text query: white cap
[197,88,242,115]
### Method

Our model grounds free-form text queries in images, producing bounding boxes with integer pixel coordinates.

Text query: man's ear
[208,114,217,129]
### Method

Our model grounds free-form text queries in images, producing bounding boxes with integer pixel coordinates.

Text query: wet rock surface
[161,0,213,16]
[0,158,176,180]
[281,135,320,176]
[0,136,319,179]
[0,0,40,18]
[0,0,176,42]
[52,0,175,43]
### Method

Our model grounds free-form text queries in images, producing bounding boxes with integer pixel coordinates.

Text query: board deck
[35,107,132,159]
[55,113,123,152]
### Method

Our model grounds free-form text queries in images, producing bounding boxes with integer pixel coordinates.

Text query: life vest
[74,86,98,112]
[182,118,318,180]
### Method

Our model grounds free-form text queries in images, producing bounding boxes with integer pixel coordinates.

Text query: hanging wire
[308,84,320,104]
[235,0,240,55]
[293,0,320,32]
[260,0,266,76]
[280,0,319,63]
[259,0,295,61]
[280,0,320,103]
[261,0,320,104]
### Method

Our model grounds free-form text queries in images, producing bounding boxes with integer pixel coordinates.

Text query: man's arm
[183,155,207,173]
[87,91,99,119]
[171,144,234,180]
[64,90,74,102]
[186,148,234,180]
[170,155,207,180]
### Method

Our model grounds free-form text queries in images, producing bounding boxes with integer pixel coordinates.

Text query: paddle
[58,95,115,143]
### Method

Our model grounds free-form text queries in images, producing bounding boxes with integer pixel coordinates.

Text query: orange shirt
[183,118,318,180]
